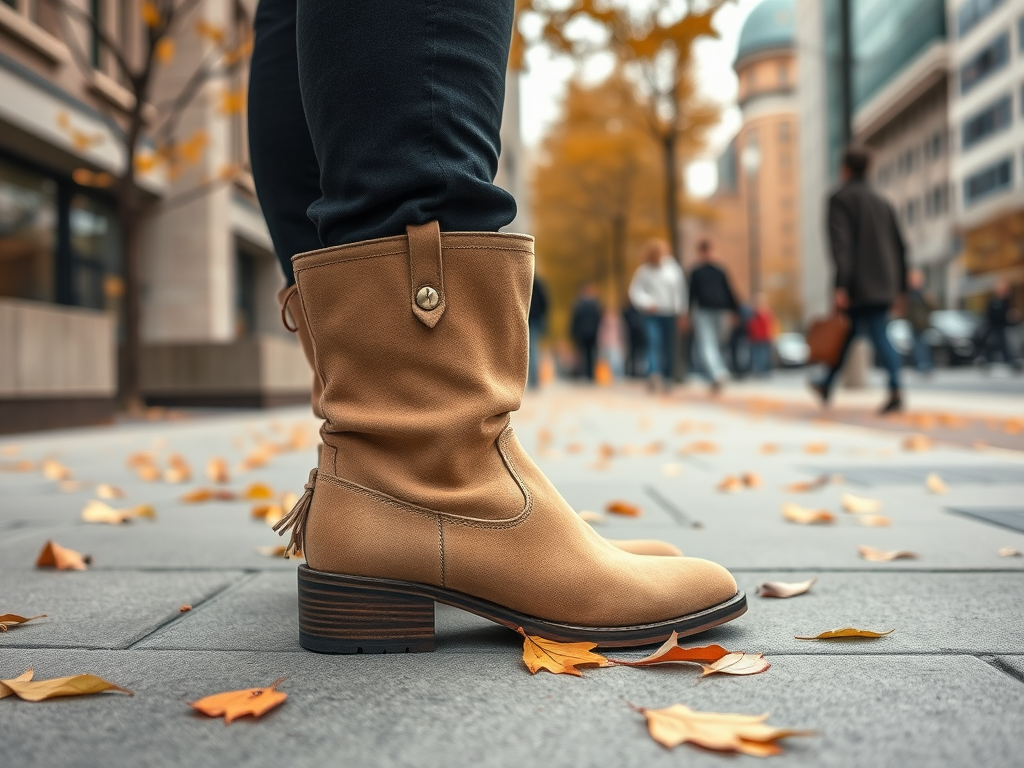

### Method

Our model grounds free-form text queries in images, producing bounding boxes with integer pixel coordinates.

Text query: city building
[948,0,1024,311]
[706,0,802,328]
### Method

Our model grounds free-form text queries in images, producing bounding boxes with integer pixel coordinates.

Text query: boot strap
[273,467,317,557]
[407,221,447,328]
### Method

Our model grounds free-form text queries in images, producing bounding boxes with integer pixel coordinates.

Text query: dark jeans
[643,314,676,379]
[981,326,1014,365]
[575,338,597,381]
[822,306,901,393]
[248,0,518,284]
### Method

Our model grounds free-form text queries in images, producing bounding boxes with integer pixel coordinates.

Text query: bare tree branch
[48,0,135,83]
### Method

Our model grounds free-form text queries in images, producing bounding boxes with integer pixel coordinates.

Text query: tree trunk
[662,133,680,263]
[117,183,145,415]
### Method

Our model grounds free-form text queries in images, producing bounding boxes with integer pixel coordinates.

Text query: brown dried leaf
[841,493,881,514]
[518,628,609,676]
[636,703,812,755]
[96,483,125,499]
[605,500,642,517]
[782,503,835,525]
[742,473,762,489]
[126,451,155,468]
[783,474,829,493]
[190,679,286,724]
[181,487,237,503]
[902,434,933,452]
[565,442,585,454]
[858,545,916,562]
[42,459,72,481]
[796,627,894,640]
[609,634,729,667]
[179,605,192,612]
[1,459,36,472]
[716,475,743,493]
[997,547,1022,558]
[136,464,161,482]
[0,670,131,701]
[760,443,779,454]
[0,614,47,632]
[206,457,230,484]
[925,473,948,494]
[81,500,131,525]
[803,442,828,454]
[679,440,718,455]
[757,577,817,598]
[857,514,891,527]
[35,540,90,570]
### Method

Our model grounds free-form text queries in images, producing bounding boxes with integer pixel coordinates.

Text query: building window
[960,33,1009,94]
[923,131,943,161]
[964,157,1013,206]
[957,0,1006,38]
[924,184,948,218]
[0,156,57,302]
[962,94,1013,150]
[69,194,121,313]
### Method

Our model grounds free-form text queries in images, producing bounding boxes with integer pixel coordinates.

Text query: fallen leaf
[902,434,933,452]
[660,463,683,477]
[857,514,891,527]
[0,669,34,699]
[757,577,817,598]
[717,475,743,493]
[206,457,231,483]
[190,679,286,724]
[635,703,812,756]
[783,475,829,493]
[858,545,916,562]
[42,459,72,481]
[760,443,779,454]
[609,634,729,666]
[251,504,283,523]
[998,547,1022,558]
[164,467,191,484]
[578,510,605,524]
[700,652,770,677]
[0,670,131,701]
[741,472,762,489]
[803,442,828,454]
[1,445,19,456]
[126,451,155,468]
[1,459,36,472]
[58,480,90,492]
[565,442,585,454]
[518,628,609,676]
[925,473,948,494]
[136,464,161,482]
[606,500,642,517]
[96,483,126,499]
[81,500,131,524]
[597,443,616,459]
[181,487,237,503]
[841,493,881,514]
[795,627,894,640]
[0,614,47,632]
[782,503,834,525]
[680,440,718,454]
[179,605,192,612]
[35,540,90,570]
[243,482,275,500]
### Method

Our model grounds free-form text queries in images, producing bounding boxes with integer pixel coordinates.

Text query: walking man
[628,239,687,391]
[812,147,907,414]
[570,283,603,381]
[980,280,1021,371]
[688,239,739,393]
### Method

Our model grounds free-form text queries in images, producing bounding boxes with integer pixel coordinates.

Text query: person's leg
[864,309,901,392]
[295,0,517,247]
[248,0,323,284]
[643,315,662,380]
[995,328,1012,364]
[658,315,676,380]
[585,340,598,380]
[702,310,729,383]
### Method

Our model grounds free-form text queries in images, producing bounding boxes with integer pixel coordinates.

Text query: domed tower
[718,0,801,328]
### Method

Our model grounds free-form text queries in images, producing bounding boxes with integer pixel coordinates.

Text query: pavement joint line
[124,571,261,650]
[980,656,1024,686]
[644,486,701,528]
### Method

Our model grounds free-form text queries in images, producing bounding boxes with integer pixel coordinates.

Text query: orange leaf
[760,443,779,454]
[179,605,192,612]
[243,482,275,500]
[858,545,916,562]
[902,434,933,452]
[716,475,742,493]
[195,19,225,44]
[518,628,609,676]
[206,457,230,484]
[42,459,72,481]
[605,500,642,517]
[141,1,161,28]
[81,500,131,525]
[154,38,175,64]
[803,442,828,454]
[609,633,729,666]
[635,703,812,755]
[190,679,287,723]
[857,514,891,527]
[0,669,131,701]
[757,577,817,598]
[795,627,894,640]
[0,614,47,632]
[783,474,830,493]
[782,503,834,525]
[35,540,90,570]
[741,472,762,489]
[680,440,718,454]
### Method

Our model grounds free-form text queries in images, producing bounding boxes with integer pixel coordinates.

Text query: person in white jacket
[628,239,687,390]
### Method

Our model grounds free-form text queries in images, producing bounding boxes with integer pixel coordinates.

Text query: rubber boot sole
[297,565,747,653]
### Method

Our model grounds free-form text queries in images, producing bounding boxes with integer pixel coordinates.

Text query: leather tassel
[273,467,317,557]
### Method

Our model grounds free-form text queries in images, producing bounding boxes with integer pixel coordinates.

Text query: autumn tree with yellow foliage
[49,0,251,411]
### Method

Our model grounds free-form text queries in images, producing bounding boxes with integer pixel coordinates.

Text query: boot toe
[665,557,739,616]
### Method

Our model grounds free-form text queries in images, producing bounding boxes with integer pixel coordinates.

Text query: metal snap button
[416,286,440,310]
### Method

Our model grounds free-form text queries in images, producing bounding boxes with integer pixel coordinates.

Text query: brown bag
[806,313,851,367]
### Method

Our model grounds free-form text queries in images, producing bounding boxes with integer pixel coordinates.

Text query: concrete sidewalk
[2,383,1023,767]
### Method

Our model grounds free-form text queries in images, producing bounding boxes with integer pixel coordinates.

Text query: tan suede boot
[276,222,745,652]
[280,275,682,559]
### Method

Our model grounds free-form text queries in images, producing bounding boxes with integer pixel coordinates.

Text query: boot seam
[315,426,532,530]
[437,517,446,587]
[295,245,533,277]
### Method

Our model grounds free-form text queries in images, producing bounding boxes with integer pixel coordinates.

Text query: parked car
[886,310,983,367]
[775,332,810,367]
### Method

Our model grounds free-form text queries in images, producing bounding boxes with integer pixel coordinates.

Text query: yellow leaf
[803,442,828,454]
[636,703,812,755]
[243,482,275,500]
[0,669,34,699]
[757,577,817,598]
[782,502,834,525]
[42,459,71,481]
[206,457,230,484]
[700,652,770,677]
[35,540,90,570]
[154,38,175,64]
[858,545,916,562]
[0,670,132,701]
[605,500,642,517]
[131,504,157,520]
[841,493,881,514]
[141,1,161,28]
[783,474,829,493]
[795,627,894,640]
[195,19,225,44]
[219,88,246,115]
[925,473,948,494]
[190,679,286,723]
[518,628,609,676]
[96,483,125,499]
[0,614,47,632]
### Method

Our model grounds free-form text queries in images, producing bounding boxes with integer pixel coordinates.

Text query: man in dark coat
[980,279,1021,371]
[812,147,907,414]
[570,283,602,381]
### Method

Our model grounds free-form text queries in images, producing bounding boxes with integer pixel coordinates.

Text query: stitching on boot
[437,517,446,587]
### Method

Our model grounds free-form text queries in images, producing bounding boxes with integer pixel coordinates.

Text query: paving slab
[1,650,1022,768]
[0,571,244,649]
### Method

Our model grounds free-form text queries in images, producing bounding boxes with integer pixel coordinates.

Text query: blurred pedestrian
[570,283,603,381]
[527,274,549,388]
[688,239,739,393]
[980,280,1021,372]
[728,302,753,378]
[628,239,686,391]
[811,147,907,414]
[621,303,647,378]
[905,269,936,374]
[747,294,776,376]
